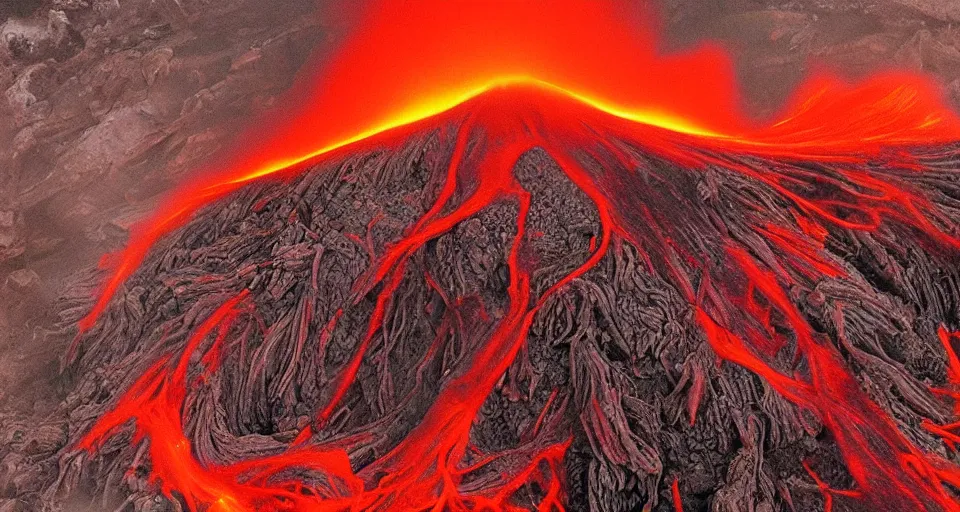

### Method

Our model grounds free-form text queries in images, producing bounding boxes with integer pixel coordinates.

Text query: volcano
[44,79,960,512]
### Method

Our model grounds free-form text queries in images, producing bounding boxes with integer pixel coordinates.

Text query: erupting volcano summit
[40,1,960,511]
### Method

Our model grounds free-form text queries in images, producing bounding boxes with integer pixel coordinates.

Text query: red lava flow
[69,0,960,510]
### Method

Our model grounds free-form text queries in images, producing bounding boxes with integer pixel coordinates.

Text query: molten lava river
[57,1,960,511]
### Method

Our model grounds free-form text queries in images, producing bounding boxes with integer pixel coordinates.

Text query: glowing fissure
[67,0,960,510]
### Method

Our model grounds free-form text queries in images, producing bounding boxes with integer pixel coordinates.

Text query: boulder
[0,10,83,64]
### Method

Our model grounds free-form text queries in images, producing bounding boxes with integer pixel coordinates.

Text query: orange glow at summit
[219,0,745,185]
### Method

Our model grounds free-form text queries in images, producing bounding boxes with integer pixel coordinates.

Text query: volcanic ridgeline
[37,84,960,511]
